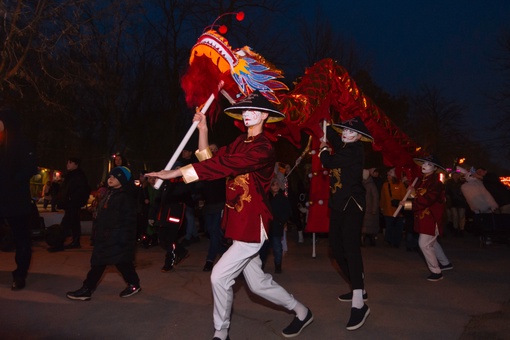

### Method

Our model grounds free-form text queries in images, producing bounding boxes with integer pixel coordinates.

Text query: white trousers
[418,225,450,274]
[210,226,298,331]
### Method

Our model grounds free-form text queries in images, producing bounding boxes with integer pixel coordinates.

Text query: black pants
[159,224,187,267]
[61,207,81,244]
[4,215,32,279]
[84,262,139,290]
[329,201,365,290]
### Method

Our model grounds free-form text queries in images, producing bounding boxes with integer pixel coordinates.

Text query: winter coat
[413,173,446,236]
[269,190,292,238]
[461,179,498,213]
[380,180,407,217]
[57,168,89,210]
[201,178,226,215]
[0,107,38,217]
[445,178,467,208]
[362,176,380,235]
[155,178,188,227]
[91,187,137,265]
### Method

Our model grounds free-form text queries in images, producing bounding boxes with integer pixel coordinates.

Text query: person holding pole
[319,116,373,331]
[146,91,313,340]
[410,155,453,281]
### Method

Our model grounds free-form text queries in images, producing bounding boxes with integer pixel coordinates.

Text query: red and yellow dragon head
[181,25,288,124]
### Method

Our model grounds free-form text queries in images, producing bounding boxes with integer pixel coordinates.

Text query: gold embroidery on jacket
[226,173,252,212]
[330,168,342,194]
[418,207,431,220]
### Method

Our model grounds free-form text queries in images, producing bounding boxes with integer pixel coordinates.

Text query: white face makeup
[341,128,360,143]
[242,110,263,127]
[421,161,437,174]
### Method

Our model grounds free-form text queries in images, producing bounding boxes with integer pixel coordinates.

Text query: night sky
[292,1,510,157]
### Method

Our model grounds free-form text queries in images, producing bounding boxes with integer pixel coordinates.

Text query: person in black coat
[0,104,38,290]
[156,174,190,272]
[319,116,373,331]
[49,157,90,251]
[259,178,292,273]
[66,166,141,300]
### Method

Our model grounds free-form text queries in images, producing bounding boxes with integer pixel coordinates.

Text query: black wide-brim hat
[331,116,373,142]
[224,90,285,123]
[413,155,446,172]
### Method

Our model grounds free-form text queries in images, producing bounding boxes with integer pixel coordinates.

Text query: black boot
[275,264,282,274]
[65,236,81,249]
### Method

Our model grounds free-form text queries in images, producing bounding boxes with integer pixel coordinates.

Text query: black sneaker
[281,308,313,338]
[174,249,190,265]
[119,284,141,298]
[66,286,93,301]
[338,291,368,302]
[346,304,370,330]
[427,273,443,281]
[161,265,173,272]
[11,278,26,291]
[64,243,81,249]
[439,263,453,271]
[203,261,214,272]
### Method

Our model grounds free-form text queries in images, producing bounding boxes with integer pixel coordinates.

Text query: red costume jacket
[412,172,446,236]
[183,133,274,243]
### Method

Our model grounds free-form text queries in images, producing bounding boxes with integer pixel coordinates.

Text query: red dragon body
[181,25,424,233]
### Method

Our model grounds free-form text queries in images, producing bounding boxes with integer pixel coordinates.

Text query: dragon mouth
[190,30,238,73]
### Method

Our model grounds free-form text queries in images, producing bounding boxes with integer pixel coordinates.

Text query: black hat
[224,90,285,123]
[331,116,373,142]
[109,166,132,186]
[413,155,446,172]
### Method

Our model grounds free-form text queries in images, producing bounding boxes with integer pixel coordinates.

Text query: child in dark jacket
[66,166,141,300]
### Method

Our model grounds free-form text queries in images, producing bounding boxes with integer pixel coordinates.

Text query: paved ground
[1,211,509,340]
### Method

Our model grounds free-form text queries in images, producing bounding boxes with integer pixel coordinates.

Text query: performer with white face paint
[319,116,373,331]
[242,110,263,126]
[146,91,313,340]
[341,128,361,143]
[411,155,453,281]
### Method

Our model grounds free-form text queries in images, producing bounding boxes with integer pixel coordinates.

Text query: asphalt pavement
[1,212,509,340]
